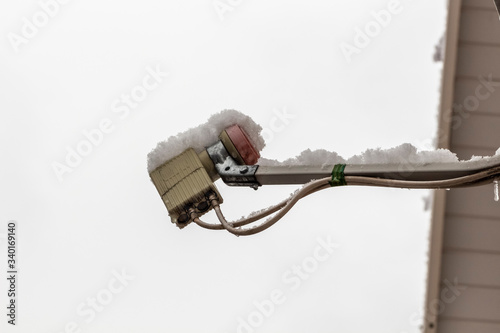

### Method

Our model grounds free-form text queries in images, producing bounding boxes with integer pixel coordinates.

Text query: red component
[225,124,260,165]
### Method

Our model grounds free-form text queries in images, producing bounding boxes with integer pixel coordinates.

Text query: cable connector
[149,149,223,228]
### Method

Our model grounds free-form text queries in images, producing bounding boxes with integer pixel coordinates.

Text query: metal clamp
[206,141,260,188]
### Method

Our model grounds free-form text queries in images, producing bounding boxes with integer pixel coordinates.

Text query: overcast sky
[0,0,447,332]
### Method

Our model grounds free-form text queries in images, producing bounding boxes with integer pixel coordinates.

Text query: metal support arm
[254,159,500,185]
[206,139,500,187]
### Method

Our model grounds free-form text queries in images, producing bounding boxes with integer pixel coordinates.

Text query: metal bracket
[206,141,261,188]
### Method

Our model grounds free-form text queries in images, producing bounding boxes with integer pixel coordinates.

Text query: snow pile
[259,143,500,166]
[346,144,459,164]
[147,109,265,173]
[258,149,345,168]
[148,110,500,173]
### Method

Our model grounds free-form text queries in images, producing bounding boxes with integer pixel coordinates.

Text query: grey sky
[0,0,446,332]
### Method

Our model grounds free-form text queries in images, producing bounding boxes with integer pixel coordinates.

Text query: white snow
[147,109,265,173]
[148,110,500,174]
[494,180,499,202]
[258,143,500,166]
[258,148,345,168]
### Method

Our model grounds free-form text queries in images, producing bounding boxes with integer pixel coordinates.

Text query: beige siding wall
[435,1,500,332]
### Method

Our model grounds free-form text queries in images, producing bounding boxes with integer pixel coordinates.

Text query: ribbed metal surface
[149,148,222,226]
[429,1,500,332]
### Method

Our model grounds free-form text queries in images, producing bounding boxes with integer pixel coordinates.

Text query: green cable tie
[330,164,347,187]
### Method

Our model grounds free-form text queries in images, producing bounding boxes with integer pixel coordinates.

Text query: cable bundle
[191,164,500,236]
